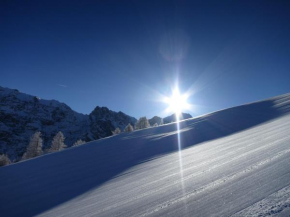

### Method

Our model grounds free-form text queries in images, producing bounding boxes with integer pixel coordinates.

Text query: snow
[0,86,136,159]
[232,185,290,216]
[0,93,290,217]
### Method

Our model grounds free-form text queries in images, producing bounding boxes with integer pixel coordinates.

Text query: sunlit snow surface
[1,94,290,217]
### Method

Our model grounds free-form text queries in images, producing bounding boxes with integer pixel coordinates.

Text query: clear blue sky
[1,0,290,118]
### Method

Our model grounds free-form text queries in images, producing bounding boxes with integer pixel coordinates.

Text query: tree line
[112,116,163,135]
[0,131,86,167]
[0,116,163,167]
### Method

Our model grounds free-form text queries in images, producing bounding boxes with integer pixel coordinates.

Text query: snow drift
[0,93,290,217]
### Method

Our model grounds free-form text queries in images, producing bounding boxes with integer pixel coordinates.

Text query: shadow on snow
[0,94,290,217]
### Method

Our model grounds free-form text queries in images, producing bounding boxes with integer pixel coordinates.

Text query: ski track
[37,115,290,217]
[95,135,290,216]
[138,147,290,217]
[85,119,290,203]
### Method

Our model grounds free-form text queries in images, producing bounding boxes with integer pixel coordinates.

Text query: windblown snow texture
[0,93,290,217]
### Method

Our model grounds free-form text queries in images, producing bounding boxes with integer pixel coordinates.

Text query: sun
[164,88,190,115]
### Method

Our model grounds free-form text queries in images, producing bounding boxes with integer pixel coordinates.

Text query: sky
[1,0,290,118]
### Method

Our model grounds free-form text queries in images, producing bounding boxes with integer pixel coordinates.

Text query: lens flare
[163,88,190,115]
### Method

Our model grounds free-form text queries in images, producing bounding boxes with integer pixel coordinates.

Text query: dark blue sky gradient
[1,0,290,118]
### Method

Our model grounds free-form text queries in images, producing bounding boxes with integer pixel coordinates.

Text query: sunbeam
[163,85,189,213]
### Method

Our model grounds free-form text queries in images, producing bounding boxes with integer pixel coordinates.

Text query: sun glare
[164,88,190,115]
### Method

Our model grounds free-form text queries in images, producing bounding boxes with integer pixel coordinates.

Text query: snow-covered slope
[0,86,136,160]
[1,93,290,217]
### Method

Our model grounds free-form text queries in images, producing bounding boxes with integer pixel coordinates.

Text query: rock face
[89,107,137,139]
[0,87,136,160]
[148,116,163,126]
[163,113,192,124]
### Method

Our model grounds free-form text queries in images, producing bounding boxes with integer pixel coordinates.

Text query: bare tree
[22,132,43,160]
[0,154,11,167]
[112,127,121,135]
[49,131,66,152]
[135,117,150,130]
[124,123,134,132]
[73,139,86,147]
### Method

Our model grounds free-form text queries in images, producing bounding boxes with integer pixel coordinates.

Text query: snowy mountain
[163,112,192,124]
[148,116,163,126]
[89,106,137,139]
[0,86,136,160]
[0,93,290,217]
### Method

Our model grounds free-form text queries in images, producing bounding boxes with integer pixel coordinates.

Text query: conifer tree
[22,132,43,160]
[0,154,11,166]
[135,117,150,130]
[112,127,121,135]
[49,131,66,152]
[73,139,86,147]
[124,123,134,132]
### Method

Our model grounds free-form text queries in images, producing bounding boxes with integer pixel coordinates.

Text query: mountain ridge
[0,86,138,159]
[0,86,192,160]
